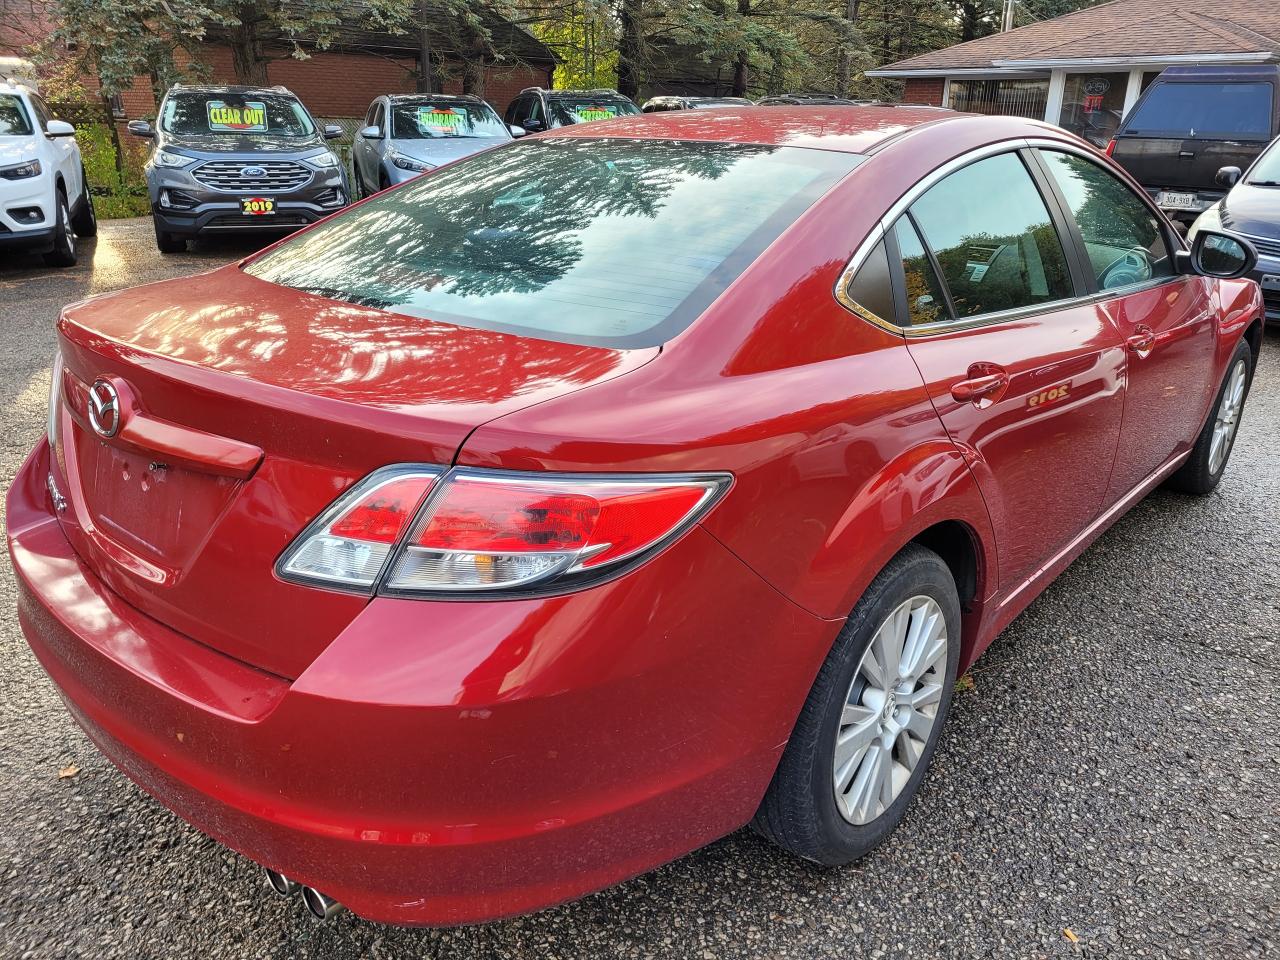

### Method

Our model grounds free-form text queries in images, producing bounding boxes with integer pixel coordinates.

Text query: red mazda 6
[9,107,1264,926]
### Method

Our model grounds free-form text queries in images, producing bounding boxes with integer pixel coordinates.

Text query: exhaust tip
[264,868,300,897]
[301,886,346,922]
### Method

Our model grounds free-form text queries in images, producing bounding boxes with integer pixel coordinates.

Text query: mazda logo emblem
[88,378,121,438]
[241,165,266,178]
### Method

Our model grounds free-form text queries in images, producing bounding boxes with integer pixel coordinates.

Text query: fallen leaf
[175,732,185,743]
[955,675,976,694]
[58,765,80,779]
[1063,928,1079,944]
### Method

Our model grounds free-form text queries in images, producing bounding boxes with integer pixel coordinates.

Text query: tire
[351,160,363,200]
[42,189,77,267]
[70,167,97,237]
[379,171,391,192]
[1164,339,1253,495]
[154,216,187,254]
[753,543,961,865]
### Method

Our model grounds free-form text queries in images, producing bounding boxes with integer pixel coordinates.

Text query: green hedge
[76,124,150,219]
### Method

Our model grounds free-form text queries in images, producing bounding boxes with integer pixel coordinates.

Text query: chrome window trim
[834,136,1190,338]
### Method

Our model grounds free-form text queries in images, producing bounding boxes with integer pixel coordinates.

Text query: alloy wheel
[833,595,948,825]
[1209,359,1247,475]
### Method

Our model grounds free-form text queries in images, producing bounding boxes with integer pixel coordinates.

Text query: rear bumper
[8,439,835,926]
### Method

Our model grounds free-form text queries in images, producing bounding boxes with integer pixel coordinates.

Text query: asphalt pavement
[0,219,1276,959]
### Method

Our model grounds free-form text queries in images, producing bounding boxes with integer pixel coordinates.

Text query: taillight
[278,466,441,588]
[1104,139,1116,157]
[278,467,731,597]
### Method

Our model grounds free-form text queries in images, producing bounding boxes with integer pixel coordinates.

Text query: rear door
[892,149,1127,591]
[1032,146,1217,500]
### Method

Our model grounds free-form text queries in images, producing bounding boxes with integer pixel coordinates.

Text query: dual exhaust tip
[264,867,346,921]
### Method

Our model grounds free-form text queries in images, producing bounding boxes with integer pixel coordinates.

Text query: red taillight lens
[385,471,730,594]
[279,467,731,596]
[278,468,440,588]
[1104,139,1116,157]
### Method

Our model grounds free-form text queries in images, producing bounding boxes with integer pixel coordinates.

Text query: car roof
[166,84,298,98]
[539,105,977,154]
[388,93,483,103]
[1159,64,1280,81]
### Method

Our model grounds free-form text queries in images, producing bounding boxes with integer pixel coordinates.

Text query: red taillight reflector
[413,480,599,552]
[578,485,707,567]
[330,475,437,543]
[1104,139,1116,157]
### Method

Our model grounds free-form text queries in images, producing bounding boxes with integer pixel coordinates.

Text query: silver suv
[352,94,514,196]
[128,84,349,252]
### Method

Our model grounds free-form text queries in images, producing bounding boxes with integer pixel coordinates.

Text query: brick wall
[902,78,946,107]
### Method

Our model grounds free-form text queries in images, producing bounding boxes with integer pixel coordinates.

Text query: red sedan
[8,107,1263,926]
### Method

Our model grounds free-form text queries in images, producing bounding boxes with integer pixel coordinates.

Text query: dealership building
[870,0,1280,145]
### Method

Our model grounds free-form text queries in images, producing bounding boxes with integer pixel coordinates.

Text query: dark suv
[503,88,639,133]
[128,84,349,252]
[1108,65,1280,225]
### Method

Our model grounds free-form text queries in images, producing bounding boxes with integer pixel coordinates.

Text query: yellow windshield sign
[206,100,268,132]
[419,107,463,134]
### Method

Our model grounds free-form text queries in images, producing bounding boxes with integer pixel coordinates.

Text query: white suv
[0,81,96,266]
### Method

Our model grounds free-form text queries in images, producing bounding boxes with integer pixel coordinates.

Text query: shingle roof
[869,0,1280,74]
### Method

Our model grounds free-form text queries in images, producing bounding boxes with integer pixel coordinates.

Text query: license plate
[240,197,275,216]
[1157,191,1198,211]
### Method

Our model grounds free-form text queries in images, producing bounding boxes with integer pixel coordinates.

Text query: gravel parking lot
[0,219,1277,960]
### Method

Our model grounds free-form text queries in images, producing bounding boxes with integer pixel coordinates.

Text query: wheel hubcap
[1209,359,1247,475]
[833,595,948,825]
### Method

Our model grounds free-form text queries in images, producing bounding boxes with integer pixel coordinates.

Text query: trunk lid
[51,266,654,678]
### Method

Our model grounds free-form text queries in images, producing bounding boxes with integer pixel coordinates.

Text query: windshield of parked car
[160,92,316,137]
[391,100,507,139]
[1247,137,1280,184]
[549,98,640,125]
[245,138,860,347]
[1122,81,1274,140]
[0,94,33,136]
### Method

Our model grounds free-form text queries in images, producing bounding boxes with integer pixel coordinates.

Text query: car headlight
[153,150,197,168]
[1187,202,1223,245]
[0,159,42,180]
[390,152,432,173]
[303,152,340,170]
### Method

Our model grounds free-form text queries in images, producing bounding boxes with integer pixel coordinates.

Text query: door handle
[950,370,1009,404]
[1126,325,1156,358]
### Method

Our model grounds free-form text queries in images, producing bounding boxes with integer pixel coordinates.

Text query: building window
[109,94,125,117]
[1058,72,1128,149]
[948,78,1049,120]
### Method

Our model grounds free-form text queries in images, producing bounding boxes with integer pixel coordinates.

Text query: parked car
[1107,65,1280,225]
[0,79,95,266]
[1189,134,1280,324]
[502,87,639,132]
[641,95,754,112]
[11,106,1263,928]
[352,94,513,196]
[127,84,349,253]
[757,93,861,105]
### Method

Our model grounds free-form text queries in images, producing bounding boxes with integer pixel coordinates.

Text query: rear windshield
[0,94,33,136]
[549,98,640,125]
[391,100,507,139]
[1122,81,1274,140]
[244,138,859,347]
[160,92,315,137]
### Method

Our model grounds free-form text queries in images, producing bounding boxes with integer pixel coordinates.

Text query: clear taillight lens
[278,467,731,596]
[46,350,62,451]
[277,466,441,588]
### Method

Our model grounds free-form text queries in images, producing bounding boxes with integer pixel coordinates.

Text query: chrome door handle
[1127,325,1156,358]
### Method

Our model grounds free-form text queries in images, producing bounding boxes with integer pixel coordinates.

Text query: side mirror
[46,119,76,137]
[323,124,344,140]
[358,124,382,140]
[127,119,154,138]
[507,123,526,137]
[522,118,545,133]
[1187,229,1257,280]
[1215,165,1242,188]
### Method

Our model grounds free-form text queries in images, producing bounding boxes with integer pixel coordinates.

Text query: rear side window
[1038,150,1174,291]
[1122,81,1274,140]
[245,138,860,347]
[841,239,896,327]
[909,152,1073,319]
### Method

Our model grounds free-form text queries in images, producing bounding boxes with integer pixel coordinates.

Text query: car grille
[192,160,313,193]
[1240,233,1280,259]
[1264,289,1280,318]
[207,213,312,228]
